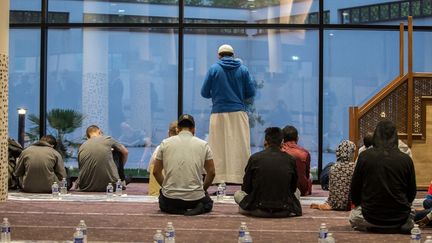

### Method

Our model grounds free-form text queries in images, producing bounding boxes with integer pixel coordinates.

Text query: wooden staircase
[348,17,432,188]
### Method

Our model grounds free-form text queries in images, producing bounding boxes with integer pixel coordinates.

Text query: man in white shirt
[153,114,216,216]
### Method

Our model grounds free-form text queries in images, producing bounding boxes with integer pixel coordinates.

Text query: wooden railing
[348,17,432,148]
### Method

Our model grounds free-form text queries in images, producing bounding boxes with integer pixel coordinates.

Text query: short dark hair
[86,125,100,138]
[178,114,195,129]
[363,132,374,148]
[282,125,298,142]
[41,135,57,148]
[265,127,283,147]
[219,52,233,57]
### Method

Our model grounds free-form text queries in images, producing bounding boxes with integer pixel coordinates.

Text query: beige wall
[411,105,432,188]
[0,0,10,202]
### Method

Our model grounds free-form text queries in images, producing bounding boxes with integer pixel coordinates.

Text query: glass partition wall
[9,0,432,179]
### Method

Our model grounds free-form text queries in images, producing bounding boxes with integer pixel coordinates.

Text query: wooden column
[349,106,359,147]
[400,22,404,77]
[407,16,413,147]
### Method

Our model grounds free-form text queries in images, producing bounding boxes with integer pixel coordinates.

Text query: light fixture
[292,56,299,61]
[18,108,26,115]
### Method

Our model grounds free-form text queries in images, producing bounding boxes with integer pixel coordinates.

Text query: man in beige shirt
[154,114,215,216]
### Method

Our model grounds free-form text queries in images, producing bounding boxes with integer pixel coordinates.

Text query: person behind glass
[311,140,356,211]
[15,135,67,193]
[153,114,215,216]
[350,120,416,234]
[76,125,129,192]
[281,125,312,196]
[234,127,302,218]
[147,121,178,196]
[201,44,256,184]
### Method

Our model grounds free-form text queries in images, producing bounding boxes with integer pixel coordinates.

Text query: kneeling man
[153,114,215,216]
[234,127,302,217]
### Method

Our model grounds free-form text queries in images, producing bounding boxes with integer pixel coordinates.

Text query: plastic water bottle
[115,179,122,196]
[153,229,164,243]
[217,184,224,201]
[325,233,335,243]
[410,224,421,243]
[106,183,114,200]
[164,222,175,243]
[73,227,84,243]
[77,220,87,243]
[60,178,68,195]
[52,181,59,199]
[318,223,328,243]
[238,222,248,243]
[424,235,432,243]
[242,231,252,243]
[220,181,227,196]
[1,218,11,243]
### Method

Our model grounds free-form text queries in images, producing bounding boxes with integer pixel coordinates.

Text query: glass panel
[327,1,432,25]
[48,0,179,23]
[10,0,41,23]
[323,30,400,167]
[380,4,390,21]
[185,0,320,24]
[47,28,178,177]
[183,29,319,178]
[401,2,410,18]
[370,5,379,22]
[412,1,421,17]
[351,8,360,23]
[360,7,369,23]
[9,29,41,146]
[342,10,350,24]
[390,3,400,19]
[413,31,432,72]
[423,0,432,15]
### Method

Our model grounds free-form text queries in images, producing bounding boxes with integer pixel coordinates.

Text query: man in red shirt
[281,125,312,196]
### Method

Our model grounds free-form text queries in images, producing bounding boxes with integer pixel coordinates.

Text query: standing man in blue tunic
[201,44,256,184]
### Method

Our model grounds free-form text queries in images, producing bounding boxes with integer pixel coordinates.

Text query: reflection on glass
[328,0,432,25]
[9,29,40,146]
[185,0,319,24]
[323,30,400,166]
[48,0,179,23]
[183,28,319,177]
[46,28,178,175]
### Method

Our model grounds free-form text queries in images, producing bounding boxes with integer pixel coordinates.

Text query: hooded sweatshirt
[201,57,256,113]
[351,120,416,226]
[327,140,356,210]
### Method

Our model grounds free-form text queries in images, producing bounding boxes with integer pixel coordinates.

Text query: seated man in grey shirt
[15,135,67,193]
[77,125,128,192]
[153,114,216,216]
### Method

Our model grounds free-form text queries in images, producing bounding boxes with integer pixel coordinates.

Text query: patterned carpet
[0,184,430,242]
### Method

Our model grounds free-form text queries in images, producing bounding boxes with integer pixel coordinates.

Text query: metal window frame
[8,0,432,179]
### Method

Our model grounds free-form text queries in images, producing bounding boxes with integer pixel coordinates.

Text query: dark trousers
[415,209,432,226]
[424,198,432,209]
[112,150,125,181]
[158,192,213,215]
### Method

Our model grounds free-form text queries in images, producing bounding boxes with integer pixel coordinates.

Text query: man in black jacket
[350,120,416,233]
[234,127,302,217]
